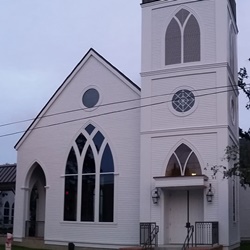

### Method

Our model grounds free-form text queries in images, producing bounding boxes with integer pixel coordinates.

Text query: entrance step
[189,245,223,250]
[155,246,182,250]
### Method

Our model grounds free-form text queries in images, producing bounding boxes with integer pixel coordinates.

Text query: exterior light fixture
[206,183,214,203]
[152,188,160,204]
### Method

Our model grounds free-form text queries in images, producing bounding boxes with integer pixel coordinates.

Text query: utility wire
[0,83,243,128]
[0,87,241,139]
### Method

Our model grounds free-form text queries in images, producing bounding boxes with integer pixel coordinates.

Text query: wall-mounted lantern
[152,188,160,204]
[206,183,214,203]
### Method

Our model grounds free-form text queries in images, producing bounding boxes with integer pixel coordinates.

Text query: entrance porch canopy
[153,175,208,189]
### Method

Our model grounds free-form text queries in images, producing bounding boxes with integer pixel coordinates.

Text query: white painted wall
[14,51,141,247]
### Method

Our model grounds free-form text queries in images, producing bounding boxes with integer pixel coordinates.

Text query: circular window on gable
[172,89,195,113]
[82,88,100,108]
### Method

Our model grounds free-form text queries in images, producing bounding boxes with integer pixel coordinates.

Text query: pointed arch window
[166,143,202,177]
[64,124,115,222]
[81,146,96,221]
[165,19,181,65]
[4,202,10,224]
[100,144,114,222]
[229,24,236,76]
[64,147,78,221]
[165,9,200,65]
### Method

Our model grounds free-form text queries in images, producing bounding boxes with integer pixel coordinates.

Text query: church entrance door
[165,189,203,244]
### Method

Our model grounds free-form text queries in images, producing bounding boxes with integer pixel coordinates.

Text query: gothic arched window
[165,143,202,177]
[229,24,236,76]
[4,202,9,224]
[64,124,115,222]
[165,19,181,65]
[165,9,200,65]
[64,147,78,221]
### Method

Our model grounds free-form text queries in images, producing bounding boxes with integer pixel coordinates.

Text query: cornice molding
[141,124,230,137]
[141,62,228,78]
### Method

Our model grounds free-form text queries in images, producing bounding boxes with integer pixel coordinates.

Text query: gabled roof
[0,164,16,192]
[15,48,140,149]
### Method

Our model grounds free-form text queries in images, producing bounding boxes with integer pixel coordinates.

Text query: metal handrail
[143,225,159,249]
[182,225,194,250]
[140,222,159,249]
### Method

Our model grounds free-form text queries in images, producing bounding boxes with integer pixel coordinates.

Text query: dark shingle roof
[0,164,16,191]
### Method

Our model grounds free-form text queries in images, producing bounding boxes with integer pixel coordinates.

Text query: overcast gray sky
[0,0,249,164]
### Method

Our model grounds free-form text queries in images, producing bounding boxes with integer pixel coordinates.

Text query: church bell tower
[140,0,239,248]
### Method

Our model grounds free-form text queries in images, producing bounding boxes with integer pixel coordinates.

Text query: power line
[0,83,243,128]
[0,87,241,139]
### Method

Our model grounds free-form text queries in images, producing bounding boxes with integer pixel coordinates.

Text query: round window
[172,89,195,113]
[82,88,99,108]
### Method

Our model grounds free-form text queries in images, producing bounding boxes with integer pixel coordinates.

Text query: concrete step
[155,246,182,250]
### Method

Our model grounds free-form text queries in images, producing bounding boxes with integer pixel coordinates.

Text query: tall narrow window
[81,146,96,221]
[165,9,200,65]
[165,19,181,65]
[4,202,10,224]
[229,25,235,76]
[184,15,200,62]
[233,179,236,222]
[64,124,115,223]
[64,147,78,221]
[99,145,114,222]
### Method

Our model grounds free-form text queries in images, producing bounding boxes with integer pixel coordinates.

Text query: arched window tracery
[166,143,202,177]
[64,124,115,222]
[165,9,200,65]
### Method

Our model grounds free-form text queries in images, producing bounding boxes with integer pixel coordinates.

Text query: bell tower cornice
[141,0,236,24]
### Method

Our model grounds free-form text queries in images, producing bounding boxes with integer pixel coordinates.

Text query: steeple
[140,0,239,247]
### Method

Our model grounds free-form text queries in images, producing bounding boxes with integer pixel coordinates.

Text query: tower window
[166,143,202,177]
[165,19,181,65]
[165,9,200,65]
[184,15,200,62]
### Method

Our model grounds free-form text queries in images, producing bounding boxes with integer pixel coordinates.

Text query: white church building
[13,0,240,249]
